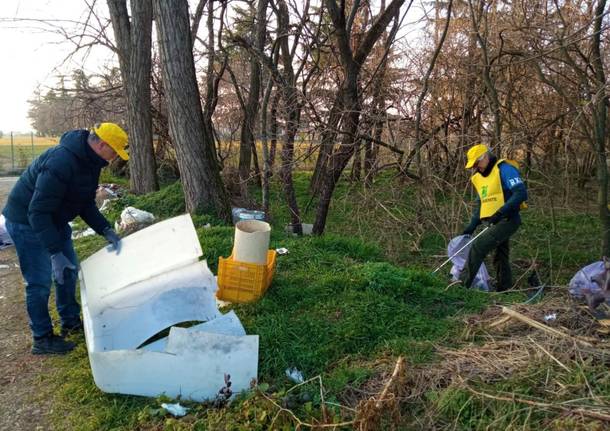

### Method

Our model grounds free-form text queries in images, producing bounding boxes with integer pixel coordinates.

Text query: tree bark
[107,0,158,193]
[238,0,269,197]
[153,0,230,219]
[591,0,609,255]
[277,0,303,234]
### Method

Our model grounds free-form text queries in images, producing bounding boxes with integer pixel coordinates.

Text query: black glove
[462,227,475,236]
[487,211,504,225]
[103,227,121,255]
[51,252,76,285]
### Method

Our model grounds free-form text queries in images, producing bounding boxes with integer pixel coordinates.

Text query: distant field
[0,135,57,173]
[0,135,57,146]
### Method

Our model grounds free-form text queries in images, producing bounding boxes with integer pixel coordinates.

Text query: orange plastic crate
[217,250,277,303]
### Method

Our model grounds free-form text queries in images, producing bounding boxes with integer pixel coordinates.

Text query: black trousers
[459,217,520,291]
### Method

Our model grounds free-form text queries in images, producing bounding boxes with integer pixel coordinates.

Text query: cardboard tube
[233,220,271,264]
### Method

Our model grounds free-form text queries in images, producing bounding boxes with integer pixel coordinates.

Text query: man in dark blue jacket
[2,123,128,354]
[460,144,528,292]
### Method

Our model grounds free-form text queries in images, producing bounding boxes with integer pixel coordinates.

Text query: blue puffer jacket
[2,129,111,254]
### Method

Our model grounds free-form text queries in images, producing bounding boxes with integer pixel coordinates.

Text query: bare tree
[312,0,407,235]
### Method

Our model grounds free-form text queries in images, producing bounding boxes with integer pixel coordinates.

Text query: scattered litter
[276,247,289,255]
[569,260,610,309]
[203,223,211,229]
[117,206,155,234]
[72,228,96,239]
[161,403,189,417]
[0,295,5,300]
[213,373,233,408]
[99,199,113,213]
[232,207,265,224]
[285,367,304,384]
[95,184,122,207]
[80,215,259,401]
[285,223,313,236]
[0,265,9,269]
[0,214,13,247]
[544,313,557,322]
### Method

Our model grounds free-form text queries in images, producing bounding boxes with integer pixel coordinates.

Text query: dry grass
[0,135,57,146]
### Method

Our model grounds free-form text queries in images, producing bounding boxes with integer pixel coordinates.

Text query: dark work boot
[60,320,83,337]
[32,334,76,355]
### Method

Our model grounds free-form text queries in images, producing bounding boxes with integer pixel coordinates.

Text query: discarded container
[231,207,266,224]
[285,223,313,236]
[79,214,259,401]
[233,220,271,265]
[217,250,276,303]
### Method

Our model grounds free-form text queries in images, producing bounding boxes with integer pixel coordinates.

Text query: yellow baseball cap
[93,123,129,160]
[465,144,488,169]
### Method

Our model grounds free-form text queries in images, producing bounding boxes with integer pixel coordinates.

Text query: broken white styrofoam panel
[81,261,220,351]
[141,310,247,353]
[89,331,259,402]
[80,214,202,305]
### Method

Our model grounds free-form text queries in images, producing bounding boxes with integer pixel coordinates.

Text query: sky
[0,0,428,134]
[0,0,115,133]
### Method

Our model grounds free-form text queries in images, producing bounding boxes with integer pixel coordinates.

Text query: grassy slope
[44,171,601,430]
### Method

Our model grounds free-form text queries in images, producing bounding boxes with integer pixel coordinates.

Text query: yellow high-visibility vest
[471,159,527,218]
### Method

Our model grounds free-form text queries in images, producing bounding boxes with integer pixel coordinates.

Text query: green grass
[0,144,55,173]
[44,170,603,430]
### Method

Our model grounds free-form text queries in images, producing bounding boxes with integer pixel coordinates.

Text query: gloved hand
[462,227,475,236]
[103,227,121,255]
[51,252,76,285]
[487,211,504,225]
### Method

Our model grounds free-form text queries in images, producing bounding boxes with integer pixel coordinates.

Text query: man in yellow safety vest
[460,144,528,291]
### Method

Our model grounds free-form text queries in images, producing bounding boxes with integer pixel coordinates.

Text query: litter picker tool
[432,225,490,274]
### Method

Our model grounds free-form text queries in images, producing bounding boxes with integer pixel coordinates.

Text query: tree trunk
[107,0,158,194]
[269,89,280,171]
[313,69,360,234]
[153,0,230,219]
[312,0,406,234]
[238,0,269,197]
[277,0,303,234]
[310,91,342,194]
[591,0,609,255]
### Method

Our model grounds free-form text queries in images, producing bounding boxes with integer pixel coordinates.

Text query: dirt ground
[0,177,51,430]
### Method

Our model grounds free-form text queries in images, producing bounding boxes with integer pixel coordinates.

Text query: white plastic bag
[447,234,490,291]
[118,207,155,232]
[569,261,608,302]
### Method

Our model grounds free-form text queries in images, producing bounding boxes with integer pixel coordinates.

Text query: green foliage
[55,172,602,430]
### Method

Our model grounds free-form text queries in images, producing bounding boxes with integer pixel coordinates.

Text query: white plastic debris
[275,247,289,255]
[99,199,113,213]
[72,228,96,239]
[118,206,155,232]
[79,214,259,401]
[161,403,189,417]
[285,223,313,236]
[0,265,9,269]
[285,367,305,384]
[0,214,13,247]
[544,313,557,322]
